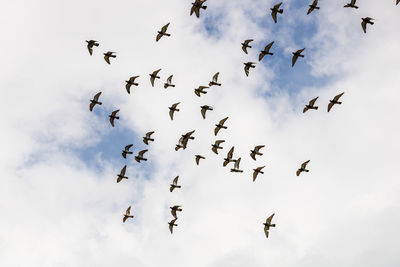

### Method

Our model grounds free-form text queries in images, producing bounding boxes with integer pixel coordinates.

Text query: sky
[1,0,400,266]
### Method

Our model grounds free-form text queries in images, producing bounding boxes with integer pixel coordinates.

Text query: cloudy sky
[1,0,400,266]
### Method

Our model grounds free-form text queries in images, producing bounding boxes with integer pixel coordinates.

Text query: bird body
[194,86,209,97]
[86,40,99,55]
[271,2,283,23]
[191,0,207,18]
[241,39,253,54]
[303,97,319,113]
[344,0,358,8]
[209,72,221,86]
[156,23,171,41]
[122,144,133,159]
[253,166,265,182]
[170,176,181,192]
[244,62,256,76]
[223,146,237,167]
[109,110,120,127]
[292,48,305,67]
[176,130,195,150]
[250,145,265,160]
[125,76,139,94]
[103,51,116,64]
[296,160,310,176]
[150,69,161,87]
[230,157,243,173]
[89,92,102,111]
[200,105,213,119]
[263,213,276,238]
[143,131,155,145]
[123,206,134,222]
[168,218,178,234]
[135,149,148,163]
[195,155,205,165]
[212,140,225,154]
[170,205,183,219]
[117,165,128,183]
[164,75,175,88]
[361,17,374,33]
[307,0,320,15]
[328,92,344,112]
[259,41,274,61]
[169,102,180,120]
[214,117,228,136]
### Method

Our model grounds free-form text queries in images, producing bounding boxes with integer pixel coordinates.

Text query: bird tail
[166,33,171,36]
[337,101,342,104]
[278,9,283,13]
[126,151,133,154]
[94,43,99,46]
[150,138,154,141]
[176,186,181,188]
[176,109,180,112]
[171,85,175,87]
[315,7,320,9]
[111,55,116,58]
[299,55,305,58]
[270,224,276,227]
[305,170,309,172]
[143,158,148,161]
[222,126,227,129]
[260,171,264,174]
[370,22,374,25]
[98,102,102,105]
[202,6,207,10]
[315,107,318,110]
[115,116,120,119]
[268,52,274,56]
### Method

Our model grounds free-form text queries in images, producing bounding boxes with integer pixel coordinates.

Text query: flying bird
[169,102,180,120]
[200,105,213,119]
[190,0,207,18]
[230,157,243,173]
[125,76,139,94]
[296,160,310,176]
[259,41,274,61]
[241,39,254,54]
[149,69,161,87]
[223,147,237,167]
[211,140,225,154]
[361,17,374,33]
[253,166,265,182]
[214,117,228,136]
[164,75,175,89]
[143,131,155,145]
[103,51,116,64]
[307,0,320,15]
[292,48,305,67]
[86,40,99,55]
[123,206,134,222]
[168,218,178,234]
[250,145,265,160]
[328,92,344,112]
[109,110,120,127]
[135,149,148,163]
[176,130,195,151]
[263,213,276,238]
[195,155,205,165]
[117,165,128,183]
[209,72,221,86]
[122,144,133,159]
[170,176,181,192]
[194,86,209,97]
[271,2,283,23]
[89,92,102,112]
[303,97,319,113]
[244,62,256,76]
[344,0,358,8]
[156,23,171,41]
[170,205,183,219]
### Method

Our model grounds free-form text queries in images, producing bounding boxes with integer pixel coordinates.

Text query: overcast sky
[1,0,400,266]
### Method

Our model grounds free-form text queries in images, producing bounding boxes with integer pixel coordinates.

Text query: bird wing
[93,92,101,101]
[274,2,282,9]
[215,140,225,146]
[351,0,356,4]
[219,117,228,125]
[166,75,173,84]
[194,89,201,97]
[255,145,265,153]
[169,218,177,233]
[214,125,221,136]
[123,215,129,223]
[195,156,200,165]
[212,72,219,82]
[125,83,131,94]
[146,131,154,138]
[170,185,174,192]
[186,130,195,137]
[111,109,120,116]
[104,55,110,64]
[253,170,259,182]
[333,92,344,101]
[327,102,334,112]
[89,102,95,112]
[169,108,175,120]
[301,160,310,169]
[271,10,278,23]
[266,213,275,224]
[227,147,234,159]
[194,6,200,18]
[212,146,218,154]
[234,158,241,169]
[303,106,309,113]
[259,52,265,62]
[201,107,207,119]
[250,152,256,160]
[397,0,399,5]
[172,102,180,109]
[109,116,115,127]
[244,39,253,46]
[292,54,298,67]
[150,74,156,86]
[361,20,367,33]
[120,165,127,176]
[125,144,133,151]
[126,206,131,216]
[161,23,170,33]
[264,226,269,238]
[143,138,148,145]
[138,149,148,157]
[265,41,274,51]
[173,176,179,185]
[307,6,313,14]
[171,209,178,219]
[242,44,249,54]
[244,65,250,76]
[296,169,301,176]
[199,86,209,90]
[309,96,319,106]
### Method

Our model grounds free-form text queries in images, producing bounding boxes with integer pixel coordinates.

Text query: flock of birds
[86,0,394,238]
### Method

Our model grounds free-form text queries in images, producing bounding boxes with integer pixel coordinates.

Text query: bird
[259,41,274,61]
[296,160,310,176]
[117,165,128,183]
[230,157,243,173]
[223,147,237,167]
[164,75,175,89]
[168,218,178,234]
[244,62,256,76]
[125,76,139,94]
[149,69,161,87]
[123,206,134,222]
[253,166,265,182]
[109,110,120,127]
[194,86,209,97]
[89,92,102,112]
[170,176,181,192]
[191,0,207,18]
[175,130,195,151]
[241,39,254,54]
[200,105,213,119]
[195,155,205,165]
[86,40,99,55]
[263,213,276,238]
[361,17,374,34]
[135,149,148,163]
[307,0,320,15]
[211,140,225,154]
[121,144,133,159]
[169,102,180,120]
[250,145,265,160]
[292,48,305,67]
[397,0,400,5]
[156,23,171,42]
[271,2,283,23]
[103,51,116,64]
[170,205,183,219]
[143,131,155,145]
[209,72,221,86]
[214,117,228,136]
[303,97,319,113]
[328,92,344,112]
[344,0,358,8]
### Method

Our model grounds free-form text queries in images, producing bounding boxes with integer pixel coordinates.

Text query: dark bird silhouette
[244,62,256,76]
[241,39,254,54]
[230,157,243,173]
[344,0,358,8]
[263,213,276,238]
[109,110,120,127]
[195,155,205,165]
[212,140,225,154]
[117,165,128,183]
[253,166,265,182]
[175,130,195,151]
[250,145,265,160]
[86,40,99,55]
[209,72,221,86]
[168,218,178,234]
[122,144,133,159]
[194,86,209,97]
[292,48,305,67]
[123,206,134,222]
[397,0,400,5]
[303,97,319,113]
[200,105,213,119]
[361,17,374,33]
[170,205,182,219]
[156,23,171,42]
[328,92,344,112]
[164,75,175,89]
[169,102,180,120]
[125,76,139,94]
[170,176,181,192]
[191,0,207,18]
[214,117,228,136]
[135,149,148,163]
[307,0,320,15]
[296,160,310,176]
[271,2,283,23]
[149,69,161,87]
[89,92,102,112]
[223,147,237,167]
[259,41,274,61]
[103,51,116,64]
[143,131,155,145]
